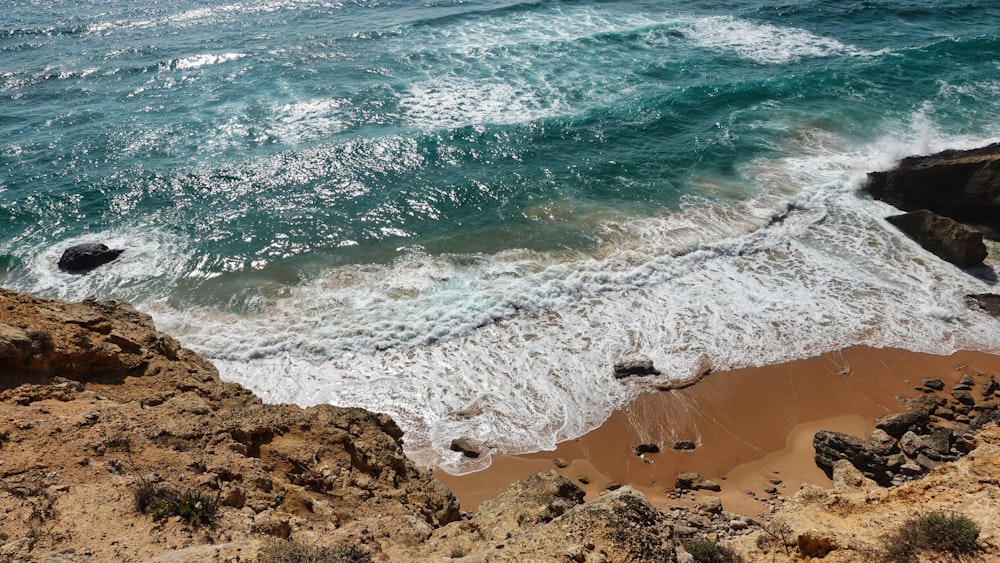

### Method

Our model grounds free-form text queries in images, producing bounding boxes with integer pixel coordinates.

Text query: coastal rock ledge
[866,142,1000,234]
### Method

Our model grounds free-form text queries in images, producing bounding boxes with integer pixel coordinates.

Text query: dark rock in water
[966,294,1000,318]
[633,443,660,456]
[57,243,124,273]
[450,437,482,459]
[813,430,892,486]
[886,210,987,268]
[875,410,929,439]
[613,359,660,379]
[865,143,1000,233]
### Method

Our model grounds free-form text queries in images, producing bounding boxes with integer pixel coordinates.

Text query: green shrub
[257,539,373,563]
[684,539,743,563]
[882,511,979,562]
[134,482,218,528]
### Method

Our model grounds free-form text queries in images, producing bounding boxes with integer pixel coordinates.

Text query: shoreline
[438,346,1000,516]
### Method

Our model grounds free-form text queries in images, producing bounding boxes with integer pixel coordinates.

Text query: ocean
[3,0,1000,474]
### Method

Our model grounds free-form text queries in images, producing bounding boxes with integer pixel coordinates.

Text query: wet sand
[437,346,1000,516]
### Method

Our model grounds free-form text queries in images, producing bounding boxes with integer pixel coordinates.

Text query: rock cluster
[392,471,679,562]
[866,142,1000,234]
[813,370,996,487]
[865,143,999,271]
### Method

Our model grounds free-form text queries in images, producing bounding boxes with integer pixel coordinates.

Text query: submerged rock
[672,439,698,451]
[57,242,124,273]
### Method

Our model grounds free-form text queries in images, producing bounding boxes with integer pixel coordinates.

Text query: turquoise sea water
[3,0,1000,472]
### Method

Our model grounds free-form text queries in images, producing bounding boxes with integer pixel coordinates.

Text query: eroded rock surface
[0,289,459,561]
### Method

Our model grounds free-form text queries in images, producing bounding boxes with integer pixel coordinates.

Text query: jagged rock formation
[730,424,1000,561]
[812,372,995,488]
[0,288,459,561]
[866,142,1000,234]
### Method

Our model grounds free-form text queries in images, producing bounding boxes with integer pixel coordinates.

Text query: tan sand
[436,346,1000,517]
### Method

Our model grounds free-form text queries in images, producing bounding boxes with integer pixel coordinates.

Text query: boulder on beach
[57,242,123,273]
[885,210,987,268]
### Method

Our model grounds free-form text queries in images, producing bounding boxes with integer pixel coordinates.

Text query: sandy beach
[438,346,1000,516]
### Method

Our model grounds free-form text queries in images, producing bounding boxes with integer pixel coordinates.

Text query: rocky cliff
[0,289,680,562]
[0,288,463,561]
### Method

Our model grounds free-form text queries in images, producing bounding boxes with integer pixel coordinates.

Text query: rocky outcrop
[57,242,124,273]
[0,289,460,561]
[450,437,483,458]
[813,368,995,489]
[866,143,1000,233]
[674,472,722,492]
[393,472,677,562]
[885,210,988,268]
[732,424,1000,562]
[813,431,893,486]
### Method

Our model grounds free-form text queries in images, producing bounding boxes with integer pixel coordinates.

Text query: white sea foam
[146,118,1000,474]
[400,78,561,129]
[680,16,866,64]
[171,53,246,71]
[268,98,348,142]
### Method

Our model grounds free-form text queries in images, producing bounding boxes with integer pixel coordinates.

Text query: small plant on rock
[882,511,979,562]
[684,539,744,563]
[27,329,52,352]
[257,538,374,563]
[134,482,218,528]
